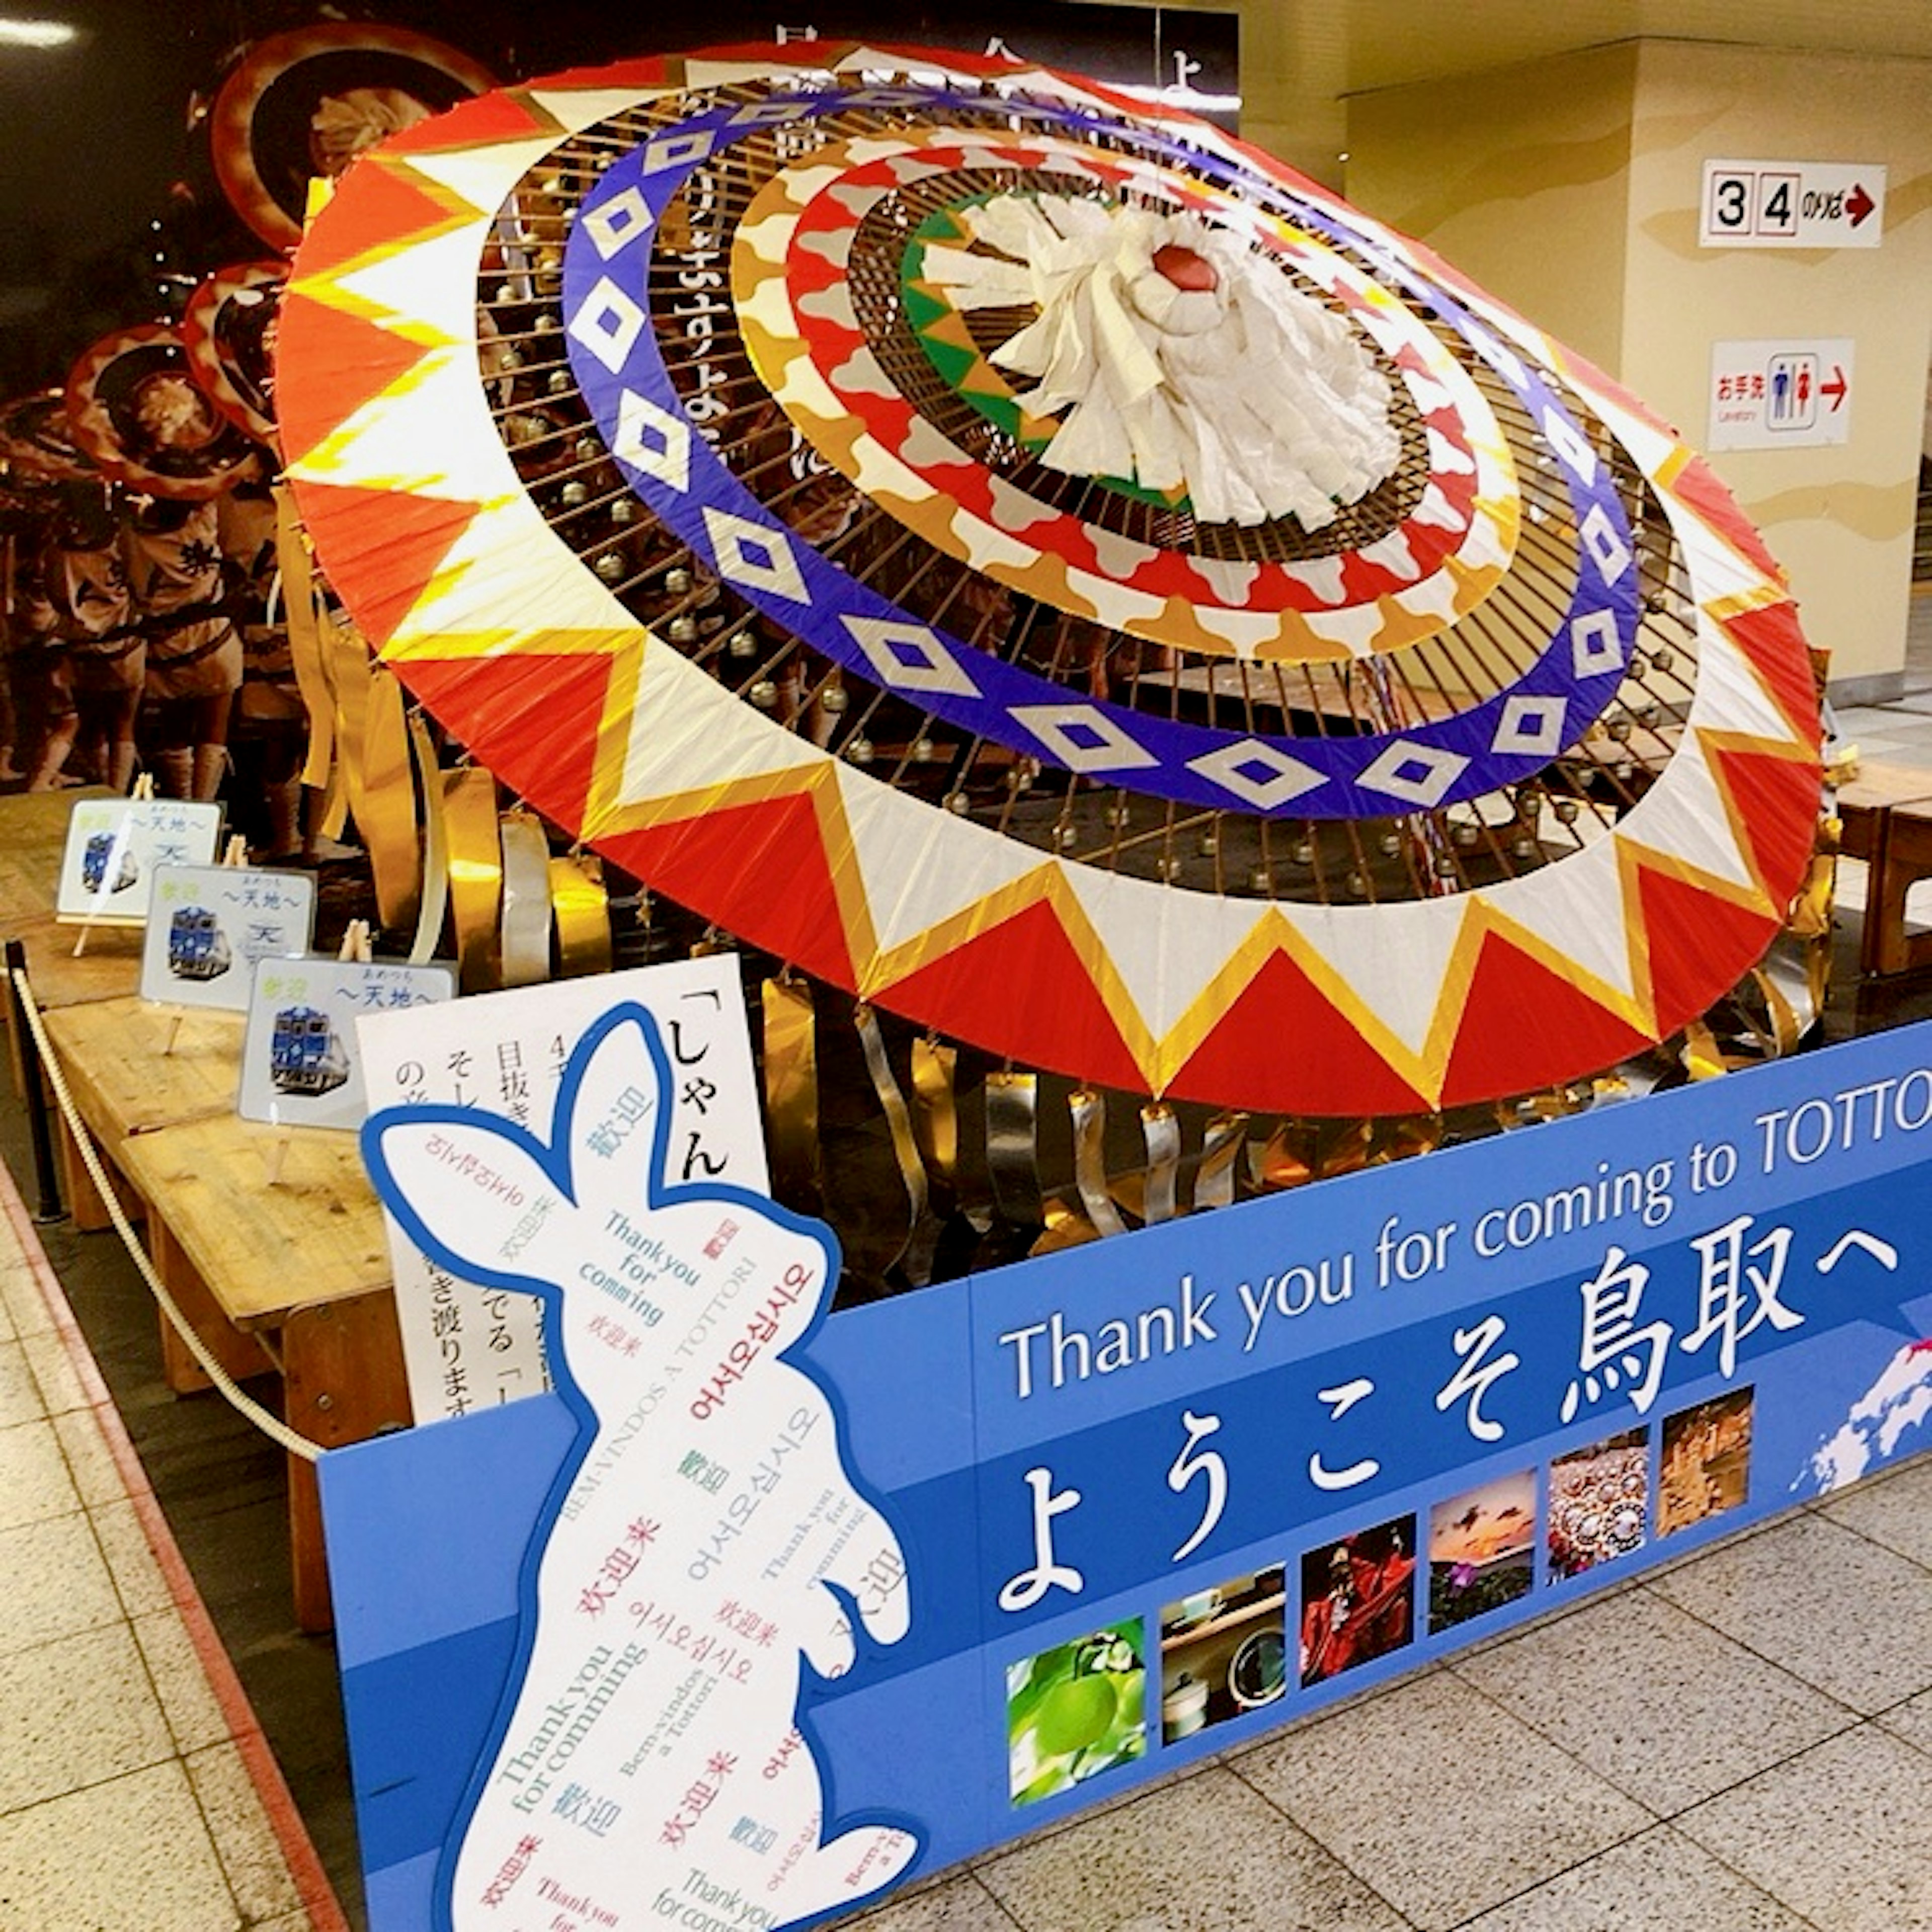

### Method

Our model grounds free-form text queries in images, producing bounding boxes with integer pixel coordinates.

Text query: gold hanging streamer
[761,977,821,1208]
[1806,926,1832,1017]
[498,814,553,989]
[1370,1116,1444,1165]
[360,658,423,935]
[444,766,503,992]
[408,711,449,968]
[549,853,612,978]
[1194,1112,1248,1211]
[1319,1121,1374,1178]
[985,1071,1044,1229]
[1789,847,1837,1020]
[1750,955,1810,1057]
[316,665,351,839]
[273,484,335,792]
[1250,1119,1314,1190]
[325,616,374,859]
[1140,1103,1181,1225]
[854,1002,938,1282]
[327,618,420,921]
[1030,1197,1101,1256]
[1681,1018,1728,1082]
[910,1037,958,1188]
[1068,1089,1127,1239]
[1788,850,1836,941]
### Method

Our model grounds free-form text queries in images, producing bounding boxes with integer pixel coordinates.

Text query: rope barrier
[10,967,326,1463]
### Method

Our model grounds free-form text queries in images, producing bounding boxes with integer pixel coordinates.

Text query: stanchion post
[5,940,65,1223]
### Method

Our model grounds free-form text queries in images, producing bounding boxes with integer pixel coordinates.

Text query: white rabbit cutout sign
[363,1004,922,1932]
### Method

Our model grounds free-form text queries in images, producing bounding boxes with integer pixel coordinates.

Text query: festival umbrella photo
[208,19,498,250]
[182,259,287,446]
[64,322,262,500]
[0,387,99,488]
[273,41,1822,1140]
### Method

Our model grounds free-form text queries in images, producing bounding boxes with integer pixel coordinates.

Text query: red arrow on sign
[1821,365,1849,411]
[1847,183,1876,227]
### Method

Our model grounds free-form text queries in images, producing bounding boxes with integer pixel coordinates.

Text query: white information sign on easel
[55,798,223,925]
[356,955,767,1424]
[238,957,456,1130]
[138,864,315,1011]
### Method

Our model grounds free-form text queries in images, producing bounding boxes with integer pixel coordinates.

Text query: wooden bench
[1835,761,1932,976]
[0,788,414,1631]
[1855,796,1932,978]
[40,996,243,1233]
[116,1112,411,1632]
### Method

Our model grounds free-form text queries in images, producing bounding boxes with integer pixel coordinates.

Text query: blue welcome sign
[326,1010,1932,1932]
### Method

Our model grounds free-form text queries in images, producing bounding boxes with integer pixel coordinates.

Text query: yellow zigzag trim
[285,153,488,351]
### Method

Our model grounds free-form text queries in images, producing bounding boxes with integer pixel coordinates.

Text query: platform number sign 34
[1709,168,1797,239]
[1701,160,1885,250]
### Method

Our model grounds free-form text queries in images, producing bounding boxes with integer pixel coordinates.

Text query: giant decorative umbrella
[276,43,1821,1121]
[64,324,261,500]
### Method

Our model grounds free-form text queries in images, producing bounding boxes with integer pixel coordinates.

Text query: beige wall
[1239,4,1349,191]
[1326,35,1932,691]
[1343,43,1639,375]
[1619,40,1932,687]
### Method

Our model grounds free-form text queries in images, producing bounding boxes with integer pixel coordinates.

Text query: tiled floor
[7,611,1932,1930]
[0,1169,344,1932]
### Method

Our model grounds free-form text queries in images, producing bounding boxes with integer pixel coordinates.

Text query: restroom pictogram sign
[1708,338,1854,451]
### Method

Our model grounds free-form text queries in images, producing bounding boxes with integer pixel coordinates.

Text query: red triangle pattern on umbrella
[397,653,614,827]
[879,897,1148,1096]
[1717,601,1822,745]
[385,86,560,155]
[1438,927,1655,1108]
[275,296,434,466]
[1668,454,1788,582]
[289,159,461,285]
[1635,863,1784,1042]
[1704,740,1823,912]
[601,790,861,989]
[1174,948,1430,1117]
[294,482,481,648]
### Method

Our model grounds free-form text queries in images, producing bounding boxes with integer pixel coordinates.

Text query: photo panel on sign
[137,863,316,1011]
[237,956,455,1130]
[1426,1467,1536,1636]
[1157,1564,1287,1743]
[1657,1385,1754,1536]
[55,798,223,924]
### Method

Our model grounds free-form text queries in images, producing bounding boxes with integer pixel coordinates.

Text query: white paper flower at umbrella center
[920,195,1401,528]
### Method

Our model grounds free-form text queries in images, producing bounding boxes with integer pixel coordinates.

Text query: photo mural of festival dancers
[0,19,501,838]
